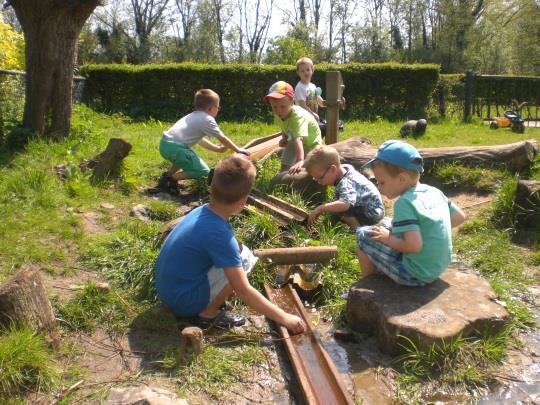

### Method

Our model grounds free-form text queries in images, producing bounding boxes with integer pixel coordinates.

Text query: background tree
[7,0,99,136]
[0,11,25,70]
[243,0,273,63]
[129,0,170,63]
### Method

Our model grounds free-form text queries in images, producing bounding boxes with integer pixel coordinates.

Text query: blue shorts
[356,218,425,286]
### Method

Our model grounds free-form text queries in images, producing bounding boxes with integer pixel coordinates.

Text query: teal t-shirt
[274,105,322,151]
[391,184,457,283]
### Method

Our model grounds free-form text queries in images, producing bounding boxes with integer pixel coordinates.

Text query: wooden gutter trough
[264,284,354,405]
[247,189,308,225]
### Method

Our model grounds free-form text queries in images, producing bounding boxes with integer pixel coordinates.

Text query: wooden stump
[515,180,540,229]
[179,326,204,360]
[85,138,132,179]
[154,216,185,248]
[0,265,59,347]
[333,137,539,172]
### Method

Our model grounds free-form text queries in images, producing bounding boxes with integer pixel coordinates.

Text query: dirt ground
[35,190,539,404]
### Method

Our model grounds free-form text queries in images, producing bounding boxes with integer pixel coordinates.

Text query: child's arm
[224,267,306,335]
[288,137,305,174]
[217,135,250,156]
[198,137,226,152]
[370,227,423,253]
[316,95,326,108]
[308,201,349,224]
[450,205,466,227]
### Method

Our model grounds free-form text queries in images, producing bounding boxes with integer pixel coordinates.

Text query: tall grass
[0,326,59,400]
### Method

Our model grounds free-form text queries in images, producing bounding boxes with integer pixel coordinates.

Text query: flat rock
[346,265,509,354]
[106,385,188,405]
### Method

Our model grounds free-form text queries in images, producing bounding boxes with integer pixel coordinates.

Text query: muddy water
[314,322,396,404]
[477,309,540,404]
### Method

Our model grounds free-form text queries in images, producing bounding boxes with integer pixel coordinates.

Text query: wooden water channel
[265,284,354,405]
[247,189,308,225]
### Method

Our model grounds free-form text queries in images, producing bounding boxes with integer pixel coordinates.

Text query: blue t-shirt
[155,204,242,316]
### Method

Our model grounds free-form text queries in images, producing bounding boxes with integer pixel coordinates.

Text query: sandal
[194,310,246,329]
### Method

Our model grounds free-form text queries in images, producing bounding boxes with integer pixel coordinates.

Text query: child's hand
[279,137,288,147]
[288,160,304,175]
[308,208,322,225]
[370,225,390,243]
[282,313,307,335]
[236,148,251,156]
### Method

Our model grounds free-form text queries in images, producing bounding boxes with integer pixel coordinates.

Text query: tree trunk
[9,0,99,136]
[333,137,539,172]
[254,246,338,265]
[514,180,540,229]
[0,265,59,348]
[85,138,133,179]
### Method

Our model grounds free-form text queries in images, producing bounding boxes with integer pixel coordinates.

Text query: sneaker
[194,310,246,329]
[157,172,172,189]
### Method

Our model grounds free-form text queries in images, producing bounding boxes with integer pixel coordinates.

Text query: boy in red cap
[264,81,322,174]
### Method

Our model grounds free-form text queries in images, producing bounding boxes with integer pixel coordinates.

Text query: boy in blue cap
[356,140,466,286]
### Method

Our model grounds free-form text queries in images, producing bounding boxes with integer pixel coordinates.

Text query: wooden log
[254,246,338,265]
[179,326,204,358]
[333,137,539,172]
[154,216,185,248]
[85,138,132,179]
[515,180,540,229]
[0,265,59,347]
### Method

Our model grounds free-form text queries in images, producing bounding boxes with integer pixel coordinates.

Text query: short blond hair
[372,160,421,181]
[211,156,256,204]
[304,145,341,172]
[296,57,314,71]
[194,89,220,111]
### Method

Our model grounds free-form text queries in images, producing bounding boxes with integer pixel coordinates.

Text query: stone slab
[346,266,510,354]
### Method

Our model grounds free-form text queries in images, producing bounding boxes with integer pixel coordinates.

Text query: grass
[0,105,538,400]
[0,326,59,401]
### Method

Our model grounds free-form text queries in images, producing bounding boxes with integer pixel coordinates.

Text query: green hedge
[80,62,440,122]
[475,75,540,105]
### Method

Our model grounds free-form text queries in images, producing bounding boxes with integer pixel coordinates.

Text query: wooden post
[254,246,338,264]
[325,71,344,145]
[464,71,476,122]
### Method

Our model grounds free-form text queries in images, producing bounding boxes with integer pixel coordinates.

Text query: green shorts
[159,137,210,179]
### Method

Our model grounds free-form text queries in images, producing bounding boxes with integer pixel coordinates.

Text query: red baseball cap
[264,81,294,101]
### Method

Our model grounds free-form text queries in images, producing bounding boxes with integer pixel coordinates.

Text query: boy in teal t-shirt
[356,140,466,285]
[264,81,322,175]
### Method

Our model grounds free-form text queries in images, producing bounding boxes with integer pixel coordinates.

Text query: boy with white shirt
[158,89,249,189]
[294,57,326,122]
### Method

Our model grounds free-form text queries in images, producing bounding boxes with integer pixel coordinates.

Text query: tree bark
[333,137,539,172]
[0,265,59,348]
[85,138,133,179]
[515,180,540,229]
[9,0,99,136]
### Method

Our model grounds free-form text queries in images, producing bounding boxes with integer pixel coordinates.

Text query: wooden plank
[264,285,354,405]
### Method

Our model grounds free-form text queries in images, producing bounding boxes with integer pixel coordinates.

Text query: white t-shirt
[294,81,318,111]
[163,111,224,147]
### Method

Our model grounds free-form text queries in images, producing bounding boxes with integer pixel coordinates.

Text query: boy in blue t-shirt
[155,155,306,333]
[356,140,466,286]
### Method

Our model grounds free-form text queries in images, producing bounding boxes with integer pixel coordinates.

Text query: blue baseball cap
[363,140,424,173]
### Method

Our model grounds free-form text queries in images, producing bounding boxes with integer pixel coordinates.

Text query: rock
[106,385,188,405]
[346,266,510,354]
[400,119,427,137]
[100,203,115,210]
[130,204,150,222]
[151,192,173,201]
